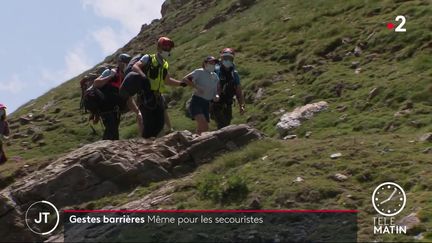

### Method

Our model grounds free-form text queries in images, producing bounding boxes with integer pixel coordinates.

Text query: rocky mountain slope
[1,0,431,241]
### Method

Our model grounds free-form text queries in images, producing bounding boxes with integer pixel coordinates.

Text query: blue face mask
[222,60,233,68]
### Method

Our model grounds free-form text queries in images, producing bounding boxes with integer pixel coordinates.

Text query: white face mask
[222,60,233,68]
[205,64,215,72]
[160,51,170,59]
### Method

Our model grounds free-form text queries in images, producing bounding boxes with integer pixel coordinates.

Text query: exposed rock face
[0,125,262,242]
[276,101,329,136]
[419,133,432,142]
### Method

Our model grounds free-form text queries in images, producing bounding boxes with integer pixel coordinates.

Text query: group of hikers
[81,36,246,140]
[0,36,246,165]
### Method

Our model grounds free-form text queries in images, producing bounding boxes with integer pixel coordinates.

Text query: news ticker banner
[63,209,357,242]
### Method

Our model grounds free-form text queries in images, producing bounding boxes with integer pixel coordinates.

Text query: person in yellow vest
[120,37,187,138]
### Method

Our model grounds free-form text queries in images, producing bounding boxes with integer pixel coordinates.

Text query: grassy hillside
[1,0,431,241]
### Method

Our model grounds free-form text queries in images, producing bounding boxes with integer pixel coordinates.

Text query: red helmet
[0,104,6,109]
[158,37,174,51]
[220,48,235,57]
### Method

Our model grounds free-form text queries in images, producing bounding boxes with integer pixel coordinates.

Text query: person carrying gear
[120,37,187,138]
[0,104,10,164]
[211,48,246,129]
[93,53,131,140]
[183,56,220,135]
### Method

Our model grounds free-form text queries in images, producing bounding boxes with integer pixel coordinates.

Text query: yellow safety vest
[145,54,169,93]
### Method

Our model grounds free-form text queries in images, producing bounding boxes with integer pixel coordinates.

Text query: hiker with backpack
[0,104,10,164]
[92,53,131,140]
[211,48,245,129]
[183,56,220,135]
[120,37,187,138]
[80,72,100,123]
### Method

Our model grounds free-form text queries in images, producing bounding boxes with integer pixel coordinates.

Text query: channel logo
[25,201,59,235]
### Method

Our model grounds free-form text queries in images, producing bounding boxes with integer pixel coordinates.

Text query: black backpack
[83,85,105,114]
[124,54,144,76]
[79,73,98,111]
[218,68,237,104]
[82,68,120,114]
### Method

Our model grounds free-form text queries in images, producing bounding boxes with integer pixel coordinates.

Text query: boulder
[332,173,348,182]
[11,133,28,139]
[283,135,297,140]
[254,88,265,102]
[19,117,31,125]
[31,133,44,143]
[368,87,380,100]
[419,133,432,142]
[0,125,262,242]
[0,194,42,242]
[276,101,329,136]
[397,213,420,231]
[330,153,342,159]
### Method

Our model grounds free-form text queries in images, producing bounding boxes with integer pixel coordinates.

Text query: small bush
[197,174,249,203]
[197,174,223,202]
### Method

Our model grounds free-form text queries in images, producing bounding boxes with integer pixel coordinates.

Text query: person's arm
[132,55,150,78]
[213,77,220,102]
[164,73,185,87]
[132,61,147,78]
[182,74,198,89]
[236,85,245,114]
[93,69,115,88]
[234,71,245,114]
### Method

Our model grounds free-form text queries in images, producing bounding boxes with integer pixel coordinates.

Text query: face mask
[222,60,233,68]
[160,51,170,59]
[205,64,215,72]
[0,110,5,117]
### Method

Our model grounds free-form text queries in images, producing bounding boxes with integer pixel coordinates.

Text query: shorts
[189,95,210,122]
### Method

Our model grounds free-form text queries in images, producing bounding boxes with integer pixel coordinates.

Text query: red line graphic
[63,209,359,213]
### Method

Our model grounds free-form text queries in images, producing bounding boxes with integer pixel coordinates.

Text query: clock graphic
[372,182,406,217]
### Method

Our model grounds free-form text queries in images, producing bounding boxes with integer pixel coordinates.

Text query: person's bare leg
[164,109,172,131]
[194,114,208,135]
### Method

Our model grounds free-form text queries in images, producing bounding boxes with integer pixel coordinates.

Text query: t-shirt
[187,68,219,101]
[139,54,151,64]
[101,68,115,78]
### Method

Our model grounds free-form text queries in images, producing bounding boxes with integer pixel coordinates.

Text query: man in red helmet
[211,48,246,129]
[120,36,187,138]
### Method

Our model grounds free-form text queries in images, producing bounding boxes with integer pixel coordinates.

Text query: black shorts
[189,95,210,122]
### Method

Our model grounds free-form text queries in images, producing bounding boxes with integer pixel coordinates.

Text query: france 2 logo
[387,15,406,32]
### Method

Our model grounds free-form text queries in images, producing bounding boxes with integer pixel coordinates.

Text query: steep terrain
[1,0,431,241]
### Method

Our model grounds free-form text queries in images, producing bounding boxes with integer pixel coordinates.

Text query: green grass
[80,136,431,241]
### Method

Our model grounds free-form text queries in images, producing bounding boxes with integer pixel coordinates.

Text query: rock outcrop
[0,124,262,242]
[276,101,329,136]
